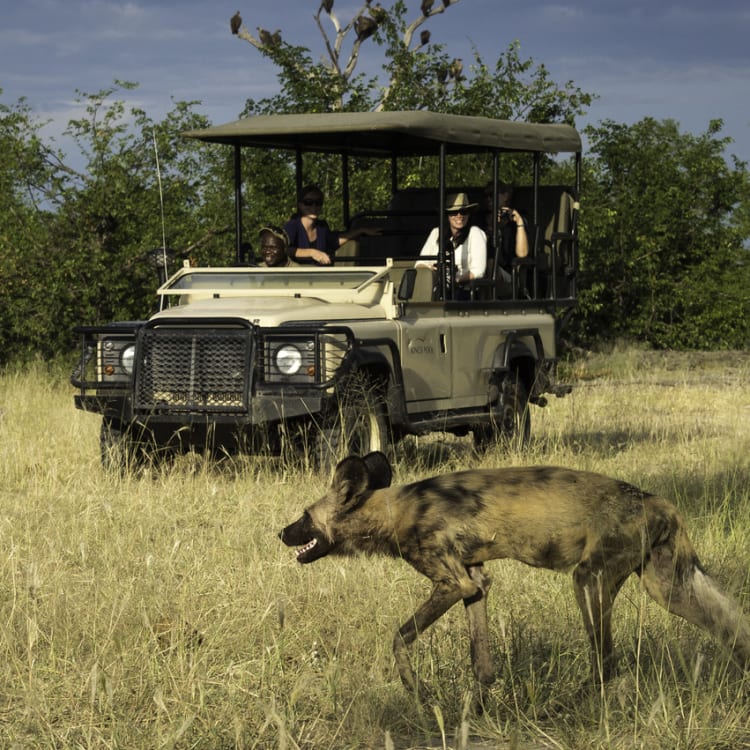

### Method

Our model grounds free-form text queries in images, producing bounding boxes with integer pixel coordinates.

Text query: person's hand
[499,208,525,226]
[415,260,437,271]
[313,250,332,265]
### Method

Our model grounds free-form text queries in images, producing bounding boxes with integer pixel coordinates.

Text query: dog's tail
[641,499,750,671]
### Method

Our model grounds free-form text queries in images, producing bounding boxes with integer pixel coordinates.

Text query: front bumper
[71,318,353,427]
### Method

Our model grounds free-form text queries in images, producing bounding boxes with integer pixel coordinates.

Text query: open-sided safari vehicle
[71,111,581,471]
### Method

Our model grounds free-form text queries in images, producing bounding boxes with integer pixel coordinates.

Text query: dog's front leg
[393,581,464,698]
[464,564,496,697]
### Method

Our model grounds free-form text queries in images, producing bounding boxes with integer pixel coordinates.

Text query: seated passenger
[258,226,297,267]
[415,192,487,300]
[482,181,528,278]
[285,184,380,266]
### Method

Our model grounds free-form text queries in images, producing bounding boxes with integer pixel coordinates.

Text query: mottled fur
[279,452,750,698]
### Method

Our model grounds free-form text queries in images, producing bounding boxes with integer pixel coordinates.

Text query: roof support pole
[234,144,243,265]
[295,147,303,198]
[491,151,500,251]
[437,142,455,300]
[342,153,350,227]
[532,151,540,226]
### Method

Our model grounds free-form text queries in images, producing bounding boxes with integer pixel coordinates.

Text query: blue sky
[2,0,749,164]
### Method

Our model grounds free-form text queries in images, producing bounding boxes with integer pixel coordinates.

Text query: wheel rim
[315,375,389,471]
[349,407,385,455]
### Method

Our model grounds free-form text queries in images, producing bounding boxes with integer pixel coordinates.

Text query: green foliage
[0,95,57,360]
[246,41,376,115]
[575,118,750,349]
[0,85,236,362]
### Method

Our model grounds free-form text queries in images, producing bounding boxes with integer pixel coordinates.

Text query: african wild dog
[279,452,750,699]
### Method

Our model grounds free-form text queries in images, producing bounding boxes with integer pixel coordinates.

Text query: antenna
[152,128,168,310]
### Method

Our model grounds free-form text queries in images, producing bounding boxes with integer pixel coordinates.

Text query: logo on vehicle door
[408,337,434,355]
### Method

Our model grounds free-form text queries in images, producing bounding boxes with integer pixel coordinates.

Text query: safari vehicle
[71,111,581,471]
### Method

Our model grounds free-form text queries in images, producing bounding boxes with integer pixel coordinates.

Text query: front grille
[134,327,253,414]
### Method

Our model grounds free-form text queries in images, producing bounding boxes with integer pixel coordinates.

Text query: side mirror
[397,268,417,301]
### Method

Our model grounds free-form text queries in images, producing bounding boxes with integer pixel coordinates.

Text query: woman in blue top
[284,184,378,265]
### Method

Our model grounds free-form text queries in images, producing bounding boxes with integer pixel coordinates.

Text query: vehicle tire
[99,418,149,474]
[314,372,390,475]
[473,371,531,452]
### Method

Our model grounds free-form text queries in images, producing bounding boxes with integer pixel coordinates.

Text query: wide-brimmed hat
[258,225,290,247]
[445,192,477,212]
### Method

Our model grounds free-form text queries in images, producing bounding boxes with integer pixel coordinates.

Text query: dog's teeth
[296,539,317,557]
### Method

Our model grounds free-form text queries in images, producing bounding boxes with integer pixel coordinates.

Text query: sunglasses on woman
[302,198,323,207]
[447,208,470,216]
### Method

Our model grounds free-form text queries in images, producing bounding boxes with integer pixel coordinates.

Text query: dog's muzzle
[279,512,332,564]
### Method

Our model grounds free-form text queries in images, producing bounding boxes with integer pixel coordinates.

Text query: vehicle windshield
[164,269,378,292]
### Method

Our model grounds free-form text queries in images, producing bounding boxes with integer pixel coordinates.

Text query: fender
[490,328,549,404]
[341,337,408,426]
[490,328,544,372]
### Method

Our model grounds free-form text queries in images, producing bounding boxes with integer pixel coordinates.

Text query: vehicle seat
[511,186,578,300]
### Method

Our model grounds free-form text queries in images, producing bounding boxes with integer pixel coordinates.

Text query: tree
[0,94,58,361]
[229,1,592,121]
[575,118,750,349]
[230,0,452,113]
[0,85,235,361]
[228,1,592,233]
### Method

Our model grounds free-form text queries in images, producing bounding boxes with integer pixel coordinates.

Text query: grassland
[1,349,749,749]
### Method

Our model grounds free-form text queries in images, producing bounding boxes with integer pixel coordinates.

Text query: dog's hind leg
[640,545,750,670]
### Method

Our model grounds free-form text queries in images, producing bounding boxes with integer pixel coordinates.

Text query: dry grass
[1,350,749,749]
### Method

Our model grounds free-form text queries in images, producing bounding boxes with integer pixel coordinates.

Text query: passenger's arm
[338,226,381,245]
[511,211,528,258]
[457,227,487,283]
[290,247,332,265]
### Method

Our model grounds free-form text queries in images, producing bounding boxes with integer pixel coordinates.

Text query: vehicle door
[396,306,452,406]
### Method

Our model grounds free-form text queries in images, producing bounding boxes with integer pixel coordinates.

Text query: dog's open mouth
[279,514,332,564]
[293,534,332,564]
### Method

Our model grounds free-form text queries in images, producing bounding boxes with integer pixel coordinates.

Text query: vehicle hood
[150,296,385,327]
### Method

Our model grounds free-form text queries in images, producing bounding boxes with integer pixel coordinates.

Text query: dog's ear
[331,455,370,506]
[363,451,392,489]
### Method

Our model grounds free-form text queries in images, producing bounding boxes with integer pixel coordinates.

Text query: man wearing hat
[258,226,298,267]
[416,192,487,299]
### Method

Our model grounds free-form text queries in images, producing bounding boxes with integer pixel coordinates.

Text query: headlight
[99,336,136,381]
[120,345,136,375]
[275,344,303,375]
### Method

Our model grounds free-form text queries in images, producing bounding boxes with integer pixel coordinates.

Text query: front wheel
[473,372,530,452]
[314,372,390,475]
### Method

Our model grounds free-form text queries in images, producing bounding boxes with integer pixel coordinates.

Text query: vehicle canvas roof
[182,110,581,157]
